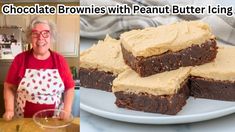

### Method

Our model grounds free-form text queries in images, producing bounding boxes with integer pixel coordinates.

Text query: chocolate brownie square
[80,36,128,92]
[120,21,218,77]
[190,47,235,101]
[112,67,191,115]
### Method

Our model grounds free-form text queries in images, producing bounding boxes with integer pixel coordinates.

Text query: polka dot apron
[15,69,65,117]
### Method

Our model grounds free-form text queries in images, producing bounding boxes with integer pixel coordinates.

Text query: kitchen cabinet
[0,60,12,117]
[5,15,30,30]
[0,60,12,83]
[30,15,56,23]
[56,15,79,57]
[0,14,5,27]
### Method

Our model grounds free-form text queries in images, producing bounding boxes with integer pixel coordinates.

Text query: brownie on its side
[122,40,217,77]
[115,80,189,115]
[190,76,235,101]
[79,68,117,92]
[79,36,128,92]
[112,67,191,115]
[120,21,218,77]
[190,47,235,101]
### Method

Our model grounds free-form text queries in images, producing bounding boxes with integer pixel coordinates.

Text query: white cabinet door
[56,15,79,57]
[5,15,30,30]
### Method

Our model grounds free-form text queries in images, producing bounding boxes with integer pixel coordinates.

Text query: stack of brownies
[80,21,235,115]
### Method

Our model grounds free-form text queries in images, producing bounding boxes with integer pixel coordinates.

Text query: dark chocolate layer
[79,67,117,92]
[121,39,217,77]
[190,76,235,101]
[114,80,190,115]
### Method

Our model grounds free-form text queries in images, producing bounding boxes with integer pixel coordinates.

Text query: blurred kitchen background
[0,13,80,117]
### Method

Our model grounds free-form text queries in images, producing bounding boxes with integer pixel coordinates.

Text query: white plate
[80,87,235,124]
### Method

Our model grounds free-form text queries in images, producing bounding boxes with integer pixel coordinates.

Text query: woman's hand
[3,82,17,121]
[3,110,14,121]
[59,88,74,120]
[59,110,71,121]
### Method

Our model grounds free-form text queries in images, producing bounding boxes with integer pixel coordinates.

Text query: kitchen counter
[0,118,80,132]
[80,37,235,132]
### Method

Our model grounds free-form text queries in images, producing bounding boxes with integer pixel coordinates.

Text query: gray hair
[26,17,56,43]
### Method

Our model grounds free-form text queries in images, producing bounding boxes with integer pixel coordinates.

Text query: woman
[3,17,75,120]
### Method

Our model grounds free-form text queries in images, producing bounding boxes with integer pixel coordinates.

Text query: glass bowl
[33,109,73,130]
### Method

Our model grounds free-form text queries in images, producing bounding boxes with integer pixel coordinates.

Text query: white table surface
[80,37,235,132]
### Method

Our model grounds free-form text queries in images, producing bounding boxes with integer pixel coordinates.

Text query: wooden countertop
[0,118,80,132]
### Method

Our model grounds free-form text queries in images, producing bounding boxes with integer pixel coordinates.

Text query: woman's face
[31,23,51,56]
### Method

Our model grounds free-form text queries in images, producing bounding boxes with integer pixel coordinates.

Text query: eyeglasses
[31,30,50,38]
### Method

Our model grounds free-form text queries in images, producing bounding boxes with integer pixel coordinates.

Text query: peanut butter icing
[121,21,215,57]
[191,47,235,81]
[112,67,191,96]
[80,35,128,75]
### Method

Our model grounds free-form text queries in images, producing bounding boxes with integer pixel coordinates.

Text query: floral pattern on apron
[15,69,65,117]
